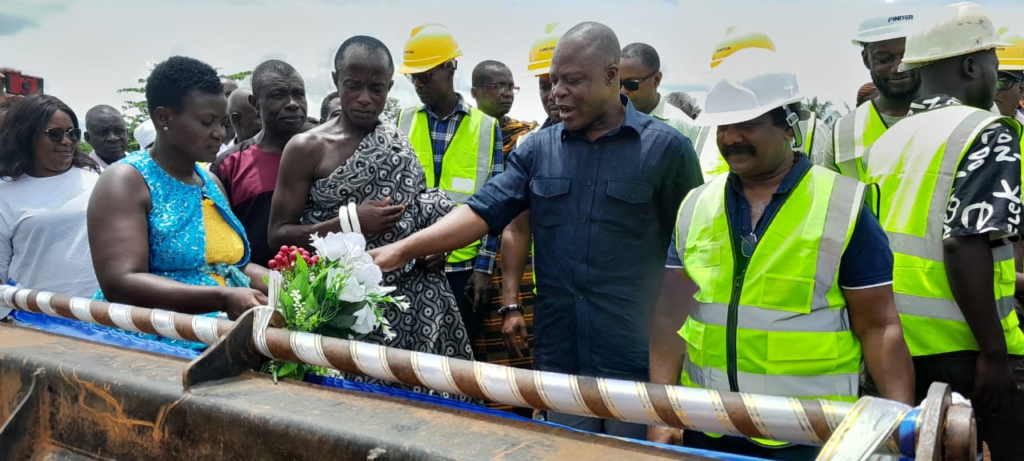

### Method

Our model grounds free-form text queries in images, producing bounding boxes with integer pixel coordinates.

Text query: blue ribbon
[898,408,921,458]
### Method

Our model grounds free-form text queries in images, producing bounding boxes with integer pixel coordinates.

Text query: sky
[2,0,1023,127]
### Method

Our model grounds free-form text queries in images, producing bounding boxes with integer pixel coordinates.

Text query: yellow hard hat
[710,27,776,69]
[399,23,463,75]
[997,27,1024,71]
[528,22,563,76]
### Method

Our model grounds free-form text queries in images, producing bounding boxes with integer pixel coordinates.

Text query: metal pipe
[0,286,926,456]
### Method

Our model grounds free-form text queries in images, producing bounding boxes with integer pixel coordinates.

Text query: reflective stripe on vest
[674,167,864,404]
[397,106,496,264]
[801,112,817,152]
[833,101,889,182]
[862,105,1024,356]
[694,127,730,181]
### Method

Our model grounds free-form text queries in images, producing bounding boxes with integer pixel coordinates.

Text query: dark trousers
[546,411,647,440]
[682,431,819,461]
[446,269,479,342]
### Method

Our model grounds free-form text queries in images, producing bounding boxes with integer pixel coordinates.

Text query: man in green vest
[650,48,913,459]
[861,4,1024,459]
[813,12,919,180]
[395,23,503,347]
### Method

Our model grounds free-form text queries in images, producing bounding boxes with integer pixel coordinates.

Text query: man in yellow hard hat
[649,47,912,460]
[372,21,702,439]
[813,12,919,179]
[995,29,1024,120]
[498,23,564,363]
[395,23,503,348]
[862,4,1024,459]
[619,43,700,143]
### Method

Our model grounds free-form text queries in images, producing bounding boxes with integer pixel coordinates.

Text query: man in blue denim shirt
[370,22,702,439]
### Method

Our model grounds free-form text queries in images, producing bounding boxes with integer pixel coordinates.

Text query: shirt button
[630,193,636,200]
[578,256,584,262]
[586,180,593,186]
[742,226,749,231]
[577,294,585,301]
[580,217,587,224]
[741,204,748,209]
[592,145,599,150]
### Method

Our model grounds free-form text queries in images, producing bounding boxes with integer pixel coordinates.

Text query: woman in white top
[0,94,101,298]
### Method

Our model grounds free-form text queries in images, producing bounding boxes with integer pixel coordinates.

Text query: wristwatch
[498,304,523,316]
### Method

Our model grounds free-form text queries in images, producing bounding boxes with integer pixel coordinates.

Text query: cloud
[0,14,38,36]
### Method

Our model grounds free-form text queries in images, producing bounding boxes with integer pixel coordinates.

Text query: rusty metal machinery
[0,286,978,460]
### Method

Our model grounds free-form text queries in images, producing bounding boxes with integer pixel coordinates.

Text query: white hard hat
[133,119,156,151]
[899,2,1009,72]
[852,12,917,46]
[695,48,802,128]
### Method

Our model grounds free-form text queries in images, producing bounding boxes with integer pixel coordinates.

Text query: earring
[162,126,169,132]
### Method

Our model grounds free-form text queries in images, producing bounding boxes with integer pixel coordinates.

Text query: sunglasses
[474,83,520,95]
[44,127,81,144]
[998,72,1024,91]
[620,71,658,92]
[407,61,456,85]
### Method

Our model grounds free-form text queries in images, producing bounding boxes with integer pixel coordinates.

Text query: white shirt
[650,94,701,144]
[0,167,100,306]
[88,152,111,169]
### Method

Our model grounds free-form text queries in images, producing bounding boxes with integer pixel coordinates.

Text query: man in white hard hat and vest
[395,24,503,347]
[813,12,920,178]
[690,28,818,182]
[649,48,913,459]
[862,4,1024,459]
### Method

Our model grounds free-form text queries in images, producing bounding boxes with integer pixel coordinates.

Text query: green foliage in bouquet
[264,233,408,382]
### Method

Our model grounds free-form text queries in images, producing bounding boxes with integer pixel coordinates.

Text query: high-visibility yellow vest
[675,165,864,447]
[833,101,891,183]
[862,104,1024,357]
[693,114,817,181]
[397,106,496,264]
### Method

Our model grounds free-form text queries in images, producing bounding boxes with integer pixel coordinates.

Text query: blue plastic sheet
[9,310,766,460]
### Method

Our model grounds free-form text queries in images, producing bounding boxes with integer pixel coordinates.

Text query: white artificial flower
[309,232,366,263]
[352,263,383,289]
[352,305,379,334]
[326,267,345,289]
[338,282,367,303]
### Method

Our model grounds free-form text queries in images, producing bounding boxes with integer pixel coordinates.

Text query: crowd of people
[1,2,1024,460]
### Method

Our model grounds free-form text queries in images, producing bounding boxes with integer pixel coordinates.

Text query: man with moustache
[84,105,129,169]
[370,21,701,438]
[472,60,536,155]
[813,12,919,176]
[214,60,308,267]
[650,49,912,459]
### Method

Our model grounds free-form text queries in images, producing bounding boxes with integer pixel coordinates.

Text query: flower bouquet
[265,232,408,381]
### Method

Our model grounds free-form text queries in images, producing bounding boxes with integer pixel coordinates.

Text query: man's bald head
[227,88,253,112]
[549,22,623,134]
[84,105,127,163]
[556,22,620,68]
[85,105,122,125]
[227,88,261,142]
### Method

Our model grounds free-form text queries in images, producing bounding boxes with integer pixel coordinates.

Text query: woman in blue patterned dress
[86,56,268,349]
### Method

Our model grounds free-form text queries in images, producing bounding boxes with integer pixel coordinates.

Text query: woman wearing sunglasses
[0,94,101,298]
